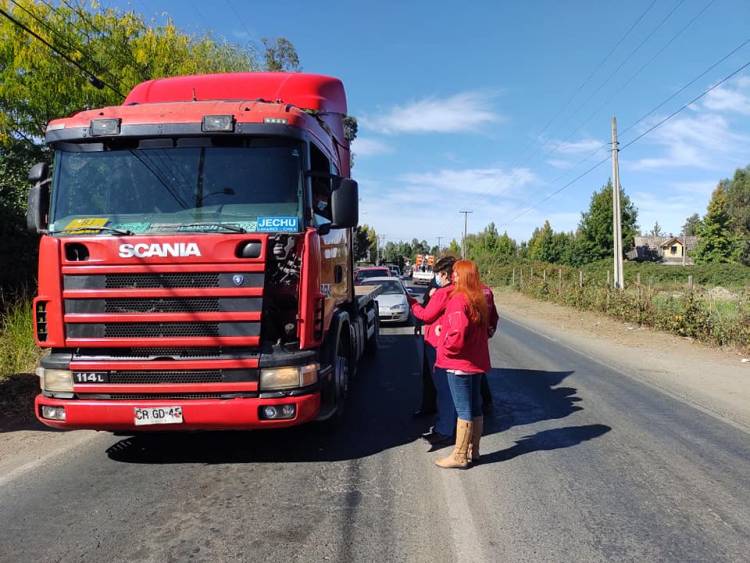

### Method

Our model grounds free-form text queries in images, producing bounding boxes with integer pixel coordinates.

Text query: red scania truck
[26,72,379,431]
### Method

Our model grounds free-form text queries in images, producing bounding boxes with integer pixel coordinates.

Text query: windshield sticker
[63,217,109,233]
[111,222,151,233]
[257,216,299,232]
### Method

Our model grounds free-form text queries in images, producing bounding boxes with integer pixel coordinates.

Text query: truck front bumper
[34,392,321,431]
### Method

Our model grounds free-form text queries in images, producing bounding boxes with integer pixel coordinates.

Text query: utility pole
[459,210,473,259]
[436,236,444,254]
[376,234,386,265]
[611,117,624,289]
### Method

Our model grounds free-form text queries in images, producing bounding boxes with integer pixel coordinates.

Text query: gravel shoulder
[493,287,750,432]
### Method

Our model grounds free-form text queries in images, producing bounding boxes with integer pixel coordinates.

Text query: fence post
[543,269,547,283]
[520,269,524,289]
[607,270,611,287]
[688,275,693,292]
[558,268,562,293]
[579,270,583,288]
[636,272,641,285]
[530,267,534,280]
[512,268,516,287]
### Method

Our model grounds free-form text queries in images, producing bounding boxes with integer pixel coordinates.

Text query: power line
[557,0,686,140]
[621,57,750,150]
[500,54,750,228]
[507,0,658,171]
[619,36,750,138]
[551,0,710,157]
[0,5,124,96]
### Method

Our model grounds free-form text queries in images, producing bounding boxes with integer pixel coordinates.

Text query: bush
[484,258,750,352]
[0,298,39,380]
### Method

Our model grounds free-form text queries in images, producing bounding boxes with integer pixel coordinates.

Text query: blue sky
[111,0,750,246]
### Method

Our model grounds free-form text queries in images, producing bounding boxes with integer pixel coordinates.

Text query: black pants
[419,342,438,412]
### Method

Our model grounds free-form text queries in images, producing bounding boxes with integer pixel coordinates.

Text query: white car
[412,266,434,285]
[361,277,411,323]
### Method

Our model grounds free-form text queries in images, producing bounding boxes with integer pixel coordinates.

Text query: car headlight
[391,303,407,311]
[37,367,74,393]
[260,363,318,391]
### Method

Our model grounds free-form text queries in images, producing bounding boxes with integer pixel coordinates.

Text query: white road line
[438,466,486,563]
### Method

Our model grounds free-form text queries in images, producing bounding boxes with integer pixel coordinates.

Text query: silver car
[361,277,411,323]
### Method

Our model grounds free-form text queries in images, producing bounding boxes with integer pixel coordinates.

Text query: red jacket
[435,293,491,374]
[410,285,451,347]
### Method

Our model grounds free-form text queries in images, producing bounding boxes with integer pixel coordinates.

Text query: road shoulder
[492,288,750,432]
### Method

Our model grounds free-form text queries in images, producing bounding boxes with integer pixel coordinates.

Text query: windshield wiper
[178,223,247,233]
[48,226,134,236]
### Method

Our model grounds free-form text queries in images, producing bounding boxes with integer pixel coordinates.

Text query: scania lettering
[118,242,202,258]
[27,73,380,432]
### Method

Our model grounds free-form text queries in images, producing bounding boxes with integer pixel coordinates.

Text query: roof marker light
[202,115,235,132]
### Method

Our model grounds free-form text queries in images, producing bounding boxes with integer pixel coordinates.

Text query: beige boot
[469,416,483,463]
[435,419,472,469]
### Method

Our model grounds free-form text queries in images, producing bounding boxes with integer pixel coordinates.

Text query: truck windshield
[49,142,304,235]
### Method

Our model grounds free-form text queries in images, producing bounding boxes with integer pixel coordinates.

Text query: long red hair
[450,260,488,326]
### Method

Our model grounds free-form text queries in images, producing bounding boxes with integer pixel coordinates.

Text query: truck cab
[27,73,379,431]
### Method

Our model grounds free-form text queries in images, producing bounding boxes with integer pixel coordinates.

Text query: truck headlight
[37,368,74,393]
[260,363,318,391]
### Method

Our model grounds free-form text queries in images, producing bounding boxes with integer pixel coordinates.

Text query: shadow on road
[480,424,612,465]
[484,368,582,435]
[0,373,58,434]
[107,333,431,464]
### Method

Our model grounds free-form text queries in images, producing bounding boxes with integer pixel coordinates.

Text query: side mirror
[330,177,358,228]
[26,162,50,233]
[28,162,49,183]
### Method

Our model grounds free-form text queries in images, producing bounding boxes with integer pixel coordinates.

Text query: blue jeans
[446,371,483,421]
[432,366,457,436]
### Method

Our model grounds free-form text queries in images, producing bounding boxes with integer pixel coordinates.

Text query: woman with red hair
[434,259,491,469]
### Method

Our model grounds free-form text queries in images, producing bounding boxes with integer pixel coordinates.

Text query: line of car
[354,266,414,324]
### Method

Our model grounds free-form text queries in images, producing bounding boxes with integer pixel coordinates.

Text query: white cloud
[399,167,536,196]
[360,91,502,134]
[631,113,747,170]
[703,76,750,115]
[351,137,391,157]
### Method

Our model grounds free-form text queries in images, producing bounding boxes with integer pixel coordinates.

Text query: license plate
[134,406,183,426]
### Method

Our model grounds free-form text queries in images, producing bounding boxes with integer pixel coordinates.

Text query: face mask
[434,273,446,287]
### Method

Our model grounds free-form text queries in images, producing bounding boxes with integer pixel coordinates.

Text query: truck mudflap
[34,393,321,431]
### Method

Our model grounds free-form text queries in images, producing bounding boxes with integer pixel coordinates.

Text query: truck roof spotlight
[90,118,121,136]
[202,115,235,132]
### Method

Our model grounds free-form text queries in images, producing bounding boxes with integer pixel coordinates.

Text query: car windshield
[357,269,389,280]
[364,280,404,295]
[49,141,303,235]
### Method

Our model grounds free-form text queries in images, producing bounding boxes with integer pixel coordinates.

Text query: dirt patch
[0,373,43,432]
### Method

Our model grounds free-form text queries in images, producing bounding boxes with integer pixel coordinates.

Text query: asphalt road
[1,286,749,562]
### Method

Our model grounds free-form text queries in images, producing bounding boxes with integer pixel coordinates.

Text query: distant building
[628,236,699,264]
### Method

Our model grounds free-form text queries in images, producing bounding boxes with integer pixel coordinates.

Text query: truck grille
[105,323,221,338]
[105,273,219,289]
[64,270,264,345]
[108,370,224,384]
[78,393,234,400]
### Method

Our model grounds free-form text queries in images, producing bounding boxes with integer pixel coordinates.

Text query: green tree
[722,165,750,235]
[649,221,665,237]
[577,180,639,264]
[682,213,701,236]
[353,225,374,262]
[447,239,461,256]
[496,231,517,258]
[0,1,299,141]
[261,37,301,72]
[694,186,740,264]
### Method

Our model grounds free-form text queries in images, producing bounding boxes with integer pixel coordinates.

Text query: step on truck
[26,72,380,431]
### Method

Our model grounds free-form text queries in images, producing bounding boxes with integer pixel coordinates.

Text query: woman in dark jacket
[433,260,490,469]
